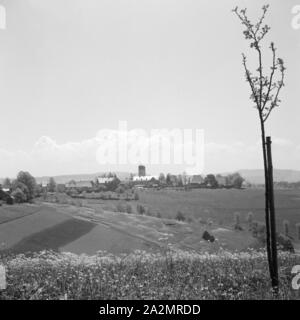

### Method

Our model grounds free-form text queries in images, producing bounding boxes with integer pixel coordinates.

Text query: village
[0,165,247,205]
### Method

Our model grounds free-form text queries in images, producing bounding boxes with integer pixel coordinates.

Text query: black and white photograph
[0,0,300,307]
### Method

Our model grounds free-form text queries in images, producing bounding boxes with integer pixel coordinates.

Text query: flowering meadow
[0,249,299,300]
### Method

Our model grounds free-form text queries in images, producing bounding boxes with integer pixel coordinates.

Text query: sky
[0,0,299,177]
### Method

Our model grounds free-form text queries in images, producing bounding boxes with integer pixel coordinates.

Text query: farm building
[0,188,14,204]
[65,181,76,188]
[74,181,93,189]
[56,184,66,193]
[189,175,205,187]
[65,180,93,190]
[97,177,116,185]
[133,175,159,182]
[216,175,228,187]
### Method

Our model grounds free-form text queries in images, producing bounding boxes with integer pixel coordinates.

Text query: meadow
[136,188,300,239]
[1,188,299,256]
[0,249,299,300]
[84,188,300,241]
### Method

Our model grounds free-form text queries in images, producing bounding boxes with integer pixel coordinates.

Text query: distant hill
[237,169,300,184]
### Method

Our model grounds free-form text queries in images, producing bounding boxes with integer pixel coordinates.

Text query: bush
[176,211,186,222]
[137,204,145,215]
[233,212,243,231]
[207,219,213,227]
[116,202,126,213]
[126,204,132,214]
[146,207,153,216]
[198,217,205,224]
[283,220,289,237]
[115,186,125,194]
[15,171,37,200]
[11,188,26,203]
[187,217,195,224]
[252,221,266,244]
[246,212,254,231]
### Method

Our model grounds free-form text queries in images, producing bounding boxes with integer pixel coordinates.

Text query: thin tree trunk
[260,118,273,278]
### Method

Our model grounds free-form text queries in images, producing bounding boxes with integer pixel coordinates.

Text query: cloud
[0,132,299,178]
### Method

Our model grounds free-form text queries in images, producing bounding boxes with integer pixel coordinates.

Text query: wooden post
[266,136,279,291]
[296,223,300,241]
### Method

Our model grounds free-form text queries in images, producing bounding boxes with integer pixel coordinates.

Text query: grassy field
[0,205,41,224]
[0,188,299,256]
[133,188,300,239]
[82,188,300,240]
[0,249,299,300]
[0,203,167,255]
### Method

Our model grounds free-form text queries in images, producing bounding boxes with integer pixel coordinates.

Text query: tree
[177,175,183,187]
[204,174,218,188]
[106,177,120,191]
[11,188,26,203]
[2,178,12,189]
[48,177,56,192]
[16,171,37,200]
[137,204,145,215]
[166,173,171,185]
[233,5,285,292]
[158,173,166,185]
[176,211,186,222]
[11,180,30,201]
[228,173,244,189]
[126,204,132,214]
[115,185,125,194]
[134,191,139,200]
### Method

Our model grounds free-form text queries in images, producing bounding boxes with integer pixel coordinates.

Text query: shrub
[198,217,205,224]
[176,211,186,222]
[252,222,266,244]
[126,204,132,214]
[233,212,243,231]
[115,186,125,194]
[187,217,195,224]
[207,219,213,227]
[283,220,289,237]
[136,204,145,215]
[246,212,254,231]
[116,202,125,213]
[146,207,153,216]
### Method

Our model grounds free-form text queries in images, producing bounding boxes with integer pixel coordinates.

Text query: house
[189,175,204,187]
[97,177,115,185]
[0,188,14,205]
[65,181,76,188]
[133,175,159,183]
[216,175,228,187]
[56,184,66,193]
[74,181,93,189]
